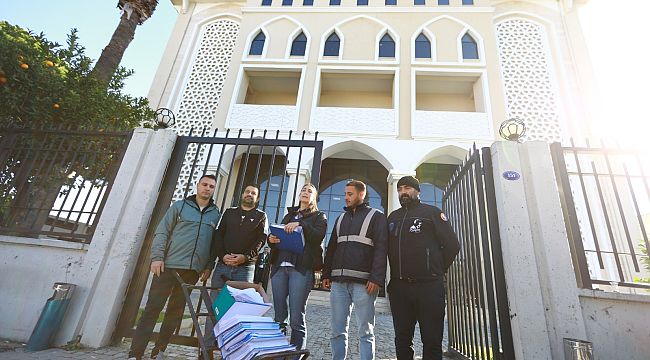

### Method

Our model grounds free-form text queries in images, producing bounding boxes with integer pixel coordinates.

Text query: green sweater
[151,196,221,272]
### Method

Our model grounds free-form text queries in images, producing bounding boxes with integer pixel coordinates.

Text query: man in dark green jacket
[128,174,221,360]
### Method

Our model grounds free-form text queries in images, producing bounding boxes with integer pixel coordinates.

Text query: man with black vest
[387,176,460,360]
[322,180,388,360]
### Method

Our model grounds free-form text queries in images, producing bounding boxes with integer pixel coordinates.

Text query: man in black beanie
[386,176,460,360]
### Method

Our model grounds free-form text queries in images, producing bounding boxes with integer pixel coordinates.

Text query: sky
[3,1,649,144]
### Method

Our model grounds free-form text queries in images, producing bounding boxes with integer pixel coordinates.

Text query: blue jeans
[271,266,314,350]
[330,281,378,360]
[210,262,255,289]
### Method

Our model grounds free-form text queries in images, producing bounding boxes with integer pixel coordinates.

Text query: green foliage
[0,21,155,129]
[635,241,650,284]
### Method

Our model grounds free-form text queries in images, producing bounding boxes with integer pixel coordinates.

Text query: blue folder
[269,224,305,254]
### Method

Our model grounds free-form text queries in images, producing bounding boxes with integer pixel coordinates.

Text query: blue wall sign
[502,171,520,181]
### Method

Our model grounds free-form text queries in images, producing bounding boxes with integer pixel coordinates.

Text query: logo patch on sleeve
[440,212,448,222]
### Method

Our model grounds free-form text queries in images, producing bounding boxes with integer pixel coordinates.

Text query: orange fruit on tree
[20,63,29,70]
[44,60,54,67]
[0,77,7,85]
[53,103,60,109]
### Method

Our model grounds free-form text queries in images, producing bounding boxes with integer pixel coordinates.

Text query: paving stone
[0,298,451,360]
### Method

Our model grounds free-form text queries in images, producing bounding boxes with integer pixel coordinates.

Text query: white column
[283,168,309,211]
[386,170,416,214]
[490,141,587,359]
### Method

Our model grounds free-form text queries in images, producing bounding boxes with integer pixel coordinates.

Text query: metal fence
[116,128,323,346]
[551,140,650,293]
[0,127,132,243]
[443,145,514,360]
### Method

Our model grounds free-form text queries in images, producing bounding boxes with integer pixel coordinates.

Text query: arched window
[249,32,266,56]
[415,33,431,59]
[290,32,307,56]
[461,33,479,60]
[323,33,340,56]
[378,34,395,58]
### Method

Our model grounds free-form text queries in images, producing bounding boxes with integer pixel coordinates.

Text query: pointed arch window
[461,33,479,59]
[415,33,431,59]
[290,32,307,56]
[323,33,340,56]
[379,34,395,58]
[249,32,266,56]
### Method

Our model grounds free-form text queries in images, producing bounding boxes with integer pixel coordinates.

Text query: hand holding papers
[269,224,305,254]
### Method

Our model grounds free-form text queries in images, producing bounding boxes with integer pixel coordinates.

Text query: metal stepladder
[172,272,310,360]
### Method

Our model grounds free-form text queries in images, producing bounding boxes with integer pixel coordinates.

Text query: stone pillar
[56,128,177,347]
[490,141,588,359]
[386,170,416,214]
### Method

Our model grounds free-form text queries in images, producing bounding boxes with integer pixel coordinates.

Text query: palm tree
[92,0,159,83]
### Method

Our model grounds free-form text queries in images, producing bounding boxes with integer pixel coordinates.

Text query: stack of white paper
[214,314,295,360]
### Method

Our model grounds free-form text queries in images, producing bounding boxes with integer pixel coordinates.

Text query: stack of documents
[213,285,273,323]
[214,314,295,360]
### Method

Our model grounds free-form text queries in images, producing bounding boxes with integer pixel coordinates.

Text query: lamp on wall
[499,117,526,142]
[154,108,176,129]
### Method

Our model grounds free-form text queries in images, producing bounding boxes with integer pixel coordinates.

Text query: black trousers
[388,278,446,360]
[129,268,199,357]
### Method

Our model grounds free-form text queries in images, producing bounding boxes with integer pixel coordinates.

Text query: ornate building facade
[148,0,594,237]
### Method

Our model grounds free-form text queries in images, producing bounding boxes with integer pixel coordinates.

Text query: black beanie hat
[397,176,420,191]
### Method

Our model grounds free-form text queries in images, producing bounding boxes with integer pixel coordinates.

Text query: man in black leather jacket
[387,176,460,360]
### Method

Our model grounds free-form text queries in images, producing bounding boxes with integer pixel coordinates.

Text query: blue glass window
[385,0,397,4]
[303,0,313,4]
[249,32,266,56]
[282,0,293,5]
[261,0,272,5]
[330,0,341,5]
[290,32,307,56]
[414,0,425,5]
[438,0,449,4]
[358,0,369,4]
[462,0,473,4]
[379,34,395,58]
[461,33,479,59]
[323,33,340,56]
[415,33,431,59]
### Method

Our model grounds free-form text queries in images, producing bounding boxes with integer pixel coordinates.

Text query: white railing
[310,107,396,136]
[412,110,493,140]
[227,104,298,130]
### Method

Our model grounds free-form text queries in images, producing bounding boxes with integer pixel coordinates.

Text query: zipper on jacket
[189,206,207,271]
[426,248,430,273]
[397,208,408,279]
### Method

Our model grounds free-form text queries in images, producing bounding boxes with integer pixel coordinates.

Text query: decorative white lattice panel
[171,19,240,200]
[495,19,562,142]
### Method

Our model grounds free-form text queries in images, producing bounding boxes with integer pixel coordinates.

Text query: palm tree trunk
[92,11,140,84]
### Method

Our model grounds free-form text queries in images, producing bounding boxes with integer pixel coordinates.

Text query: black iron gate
[114,128,323,347]
[442,145,514,360]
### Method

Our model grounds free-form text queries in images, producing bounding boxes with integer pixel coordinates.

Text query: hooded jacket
[150,195,221,272]
[322,203,388,286]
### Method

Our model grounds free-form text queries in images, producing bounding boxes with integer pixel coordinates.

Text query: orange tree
[0,21,154,129]
[0,22,155,237]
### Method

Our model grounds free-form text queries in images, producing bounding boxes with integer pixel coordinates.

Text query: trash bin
[26,283,76,352]
[563,338,593,360]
